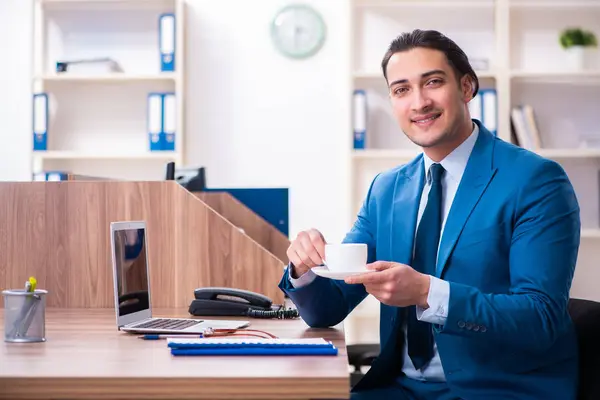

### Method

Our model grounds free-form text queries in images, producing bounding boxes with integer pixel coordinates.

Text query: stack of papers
[167,337,338,356]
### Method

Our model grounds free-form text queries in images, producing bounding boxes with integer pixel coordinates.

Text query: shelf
[32,151,179,160]
[354,0,494,9]
[38,0,175,7]
[353,72,385,80]
[35,73,178,83]
[536,148,600,158]
[354,70,497,80]
[510,1,600,9]
[582,229,600,239]
[39,0,172,2]
[510,70,600,83]
[352,149,420,160]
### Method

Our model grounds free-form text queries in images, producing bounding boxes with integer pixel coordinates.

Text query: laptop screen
[112,227,150,317]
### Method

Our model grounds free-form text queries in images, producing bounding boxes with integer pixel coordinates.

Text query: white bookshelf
[31,0,185,181]
[32,150,178,160]
[36,73,178,82]
[345,0,600,328]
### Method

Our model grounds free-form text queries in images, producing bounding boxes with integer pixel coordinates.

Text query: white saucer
[312,267,368,280]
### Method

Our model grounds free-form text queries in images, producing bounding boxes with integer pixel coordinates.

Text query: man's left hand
[344,261,431,308]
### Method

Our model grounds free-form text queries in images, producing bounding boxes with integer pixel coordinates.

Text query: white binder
[468,92,483,123]
[147,93,163,151]
[159,14,175,72]
[353,90,367,149]
[33,93,48,151]
[482,89,497,136]
[162,93,176,151]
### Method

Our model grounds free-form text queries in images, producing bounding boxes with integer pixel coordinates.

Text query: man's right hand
[287,228,327,278]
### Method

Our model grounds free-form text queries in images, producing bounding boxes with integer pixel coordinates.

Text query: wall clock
[270,4,326,59]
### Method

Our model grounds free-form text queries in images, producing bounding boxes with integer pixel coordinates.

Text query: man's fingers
[288,250,304,270]
[344,271,387,285]
[366,261,393,271]
[295,247,317,268]
[298,233,324,266]
[308,229,327,260]
[364,287,387,299]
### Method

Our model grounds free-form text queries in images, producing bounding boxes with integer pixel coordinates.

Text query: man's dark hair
[381,29,479,98]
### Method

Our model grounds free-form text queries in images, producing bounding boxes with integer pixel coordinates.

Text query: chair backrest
[568,298,600,400]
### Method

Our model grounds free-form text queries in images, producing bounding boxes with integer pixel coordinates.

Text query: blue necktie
[407,162,444,370]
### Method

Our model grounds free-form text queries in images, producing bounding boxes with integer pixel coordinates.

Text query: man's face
[385,47,472,149]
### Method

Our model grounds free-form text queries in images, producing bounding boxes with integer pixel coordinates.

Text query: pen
[10,277,38,338]
[139,334,204,340]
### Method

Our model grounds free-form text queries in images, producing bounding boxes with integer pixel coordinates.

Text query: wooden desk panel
[0,181,286,309]
[195,192,290,263]
[0,308,350,400]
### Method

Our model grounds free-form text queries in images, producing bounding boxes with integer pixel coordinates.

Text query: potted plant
[559,28,598,70]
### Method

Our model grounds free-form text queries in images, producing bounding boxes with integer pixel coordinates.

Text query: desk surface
[0,308,350,400]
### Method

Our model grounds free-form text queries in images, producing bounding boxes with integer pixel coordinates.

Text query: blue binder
[162,92,176,151]
[32,93,48,151]
[468,92,482,123]
[481,88,497,136]
[147,93,163,151]
[353,89,367,149]
[159,13,175,72]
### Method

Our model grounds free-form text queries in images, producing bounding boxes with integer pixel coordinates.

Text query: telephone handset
[188,287,299,319]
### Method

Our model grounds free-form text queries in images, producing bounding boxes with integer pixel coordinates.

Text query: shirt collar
[423,122,479,184]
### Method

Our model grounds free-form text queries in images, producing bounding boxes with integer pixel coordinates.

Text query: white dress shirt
[289,123,479,382]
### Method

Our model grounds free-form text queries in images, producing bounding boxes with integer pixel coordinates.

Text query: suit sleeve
[277,175,380,328]
[441,159,580,352]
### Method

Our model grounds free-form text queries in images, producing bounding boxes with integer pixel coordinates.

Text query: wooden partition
[0,181,286,308]
[195,192,290,263]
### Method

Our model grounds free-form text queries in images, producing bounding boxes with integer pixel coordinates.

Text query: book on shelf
[159,13,176,72]
[55,57,123,75]
[510,105,542,150]
[147,92,177,151]
[33,93,48,151]
[353,89,367,149]
[32,171,69,182]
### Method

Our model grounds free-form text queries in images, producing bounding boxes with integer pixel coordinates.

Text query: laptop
[110,220,249,334]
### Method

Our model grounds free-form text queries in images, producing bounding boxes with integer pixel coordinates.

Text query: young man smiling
[279,30,580,399]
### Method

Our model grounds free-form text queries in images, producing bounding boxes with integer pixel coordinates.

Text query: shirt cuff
[416,276,449,325]
[288,264,317,288]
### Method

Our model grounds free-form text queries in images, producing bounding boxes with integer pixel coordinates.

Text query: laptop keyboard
[134,318,200,330]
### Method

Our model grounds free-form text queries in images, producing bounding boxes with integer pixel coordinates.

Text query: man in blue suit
[279,29,581,399]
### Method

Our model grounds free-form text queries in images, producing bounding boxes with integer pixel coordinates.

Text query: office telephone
[189,287,299,319]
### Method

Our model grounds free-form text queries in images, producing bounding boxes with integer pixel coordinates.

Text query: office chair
[347,298,600,399]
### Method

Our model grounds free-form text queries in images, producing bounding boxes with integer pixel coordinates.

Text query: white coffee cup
[324,243,368,272]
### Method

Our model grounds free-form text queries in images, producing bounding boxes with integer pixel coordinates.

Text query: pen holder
[2,288,48,343]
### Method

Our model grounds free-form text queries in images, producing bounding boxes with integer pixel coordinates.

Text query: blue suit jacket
[279,121,581,399]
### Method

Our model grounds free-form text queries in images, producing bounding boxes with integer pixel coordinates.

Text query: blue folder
[167,338,338,356]
[170,347,338,356]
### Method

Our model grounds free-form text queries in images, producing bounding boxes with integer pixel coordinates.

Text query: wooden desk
[0,308,350,400]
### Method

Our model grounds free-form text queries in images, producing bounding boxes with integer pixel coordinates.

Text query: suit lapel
[391,156,425,265]
[436,126,498,279]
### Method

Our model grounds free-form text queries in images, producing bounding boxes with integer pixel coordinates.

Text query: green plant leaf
[559,27,598,48]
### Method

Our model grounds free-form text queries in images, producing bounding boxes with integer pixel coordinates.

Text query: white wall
[0,0,353,243]
[184,0,352,242]
[0,0,33,181]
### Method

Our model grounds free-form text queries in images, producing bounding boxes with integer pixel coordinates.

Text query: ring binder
[159,14,176,72]
[162,93,176,151]
[147,93,163,151]
[33,93,48,151]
